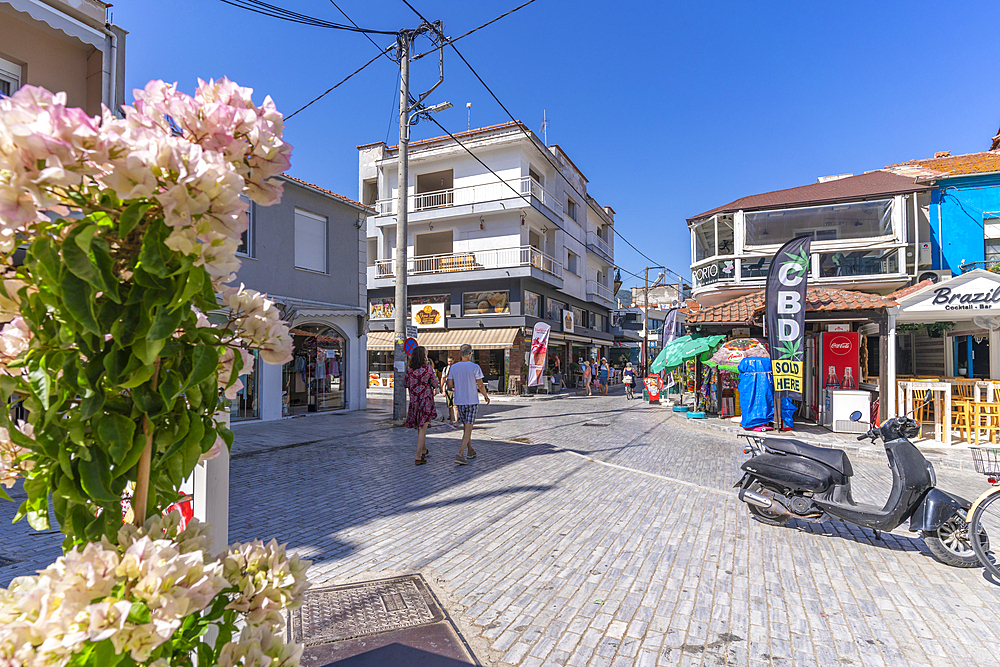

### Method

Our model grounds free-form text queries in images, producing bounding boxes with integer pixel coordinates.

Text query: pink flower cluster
[0,79,291,287]
[0,420,34,490]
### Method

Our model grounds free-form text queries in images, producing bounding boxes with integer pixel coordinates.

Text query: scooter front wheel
[922,510,981,568]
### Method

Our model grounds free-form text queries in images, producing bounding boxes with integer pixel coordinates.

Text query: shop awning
[366,327,521,351]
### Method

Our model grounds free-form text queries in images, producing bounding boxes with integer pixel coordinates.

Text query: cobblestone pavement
[3,392,1000,666]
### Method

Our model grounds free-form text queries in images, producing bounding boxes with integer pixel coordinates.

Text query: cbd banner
[765,236,811,400]
[528,322,551,387]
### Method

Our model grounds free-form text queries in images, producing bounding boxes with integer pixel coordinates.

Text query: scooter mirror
[849,410,863,422]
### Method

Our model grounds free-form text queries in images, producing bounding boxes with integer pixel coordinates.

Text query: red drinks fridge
[811,331,861,423]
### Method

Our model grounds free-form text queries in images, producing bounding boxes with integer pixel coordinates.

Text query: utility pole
[392,30,411,424]
[391,22,448,425]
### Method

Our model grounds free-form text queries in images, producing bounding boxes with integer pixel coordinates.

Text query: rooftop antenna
[466,102,471,132]
[541,109,548,146]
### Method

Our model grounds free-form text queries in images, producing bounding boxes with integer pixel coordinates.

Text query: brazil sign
[765,236,811,400]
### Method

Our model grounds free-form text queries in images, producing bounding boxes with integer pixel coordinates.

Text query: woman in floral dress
[405,346,439,465]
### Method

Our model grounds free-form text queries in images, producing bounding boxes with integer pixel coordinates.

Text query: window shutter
[295,209,327,272]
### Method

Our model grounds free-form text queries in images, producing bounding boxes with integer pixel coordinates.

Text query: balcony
[373,177,564,220]
[586,231,613,262]
[373,245,563,282]
[586,280,614,306]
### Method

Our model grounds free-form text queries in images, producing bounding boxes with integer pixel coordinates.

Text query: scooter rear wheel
[922,510,981,568]
[746,481,791,527]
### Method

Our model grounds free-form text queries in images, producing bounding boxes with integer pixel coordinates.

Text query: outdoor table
[896,380,951,444]
[973,380,996,403]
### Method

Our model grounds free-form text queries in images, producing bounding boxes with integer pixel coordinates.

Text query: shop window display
[230,350,260,421]
[283,324,347,414]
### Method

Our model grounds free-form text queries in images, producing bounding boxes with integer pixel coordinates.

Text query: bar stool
[910,388,936,438]
[952,380,975,442]
[969,401,1000,445]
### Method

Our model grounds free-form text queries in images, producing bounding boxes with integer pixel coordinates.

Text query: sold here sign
[765,236,811,400]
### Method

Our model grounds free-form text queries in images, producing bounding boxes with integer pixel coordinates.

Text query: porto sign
[765,236,811,400]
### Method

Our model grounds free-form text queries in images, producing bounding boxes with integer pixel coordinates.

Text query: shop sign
[896,273,1000,315]
[827,335,854,356]
[410,303,446,329]
[528,322,551,387]
[693,259,735,286]
[563,309,575,333]
[929,286,1000,310]
[765,236,811,399]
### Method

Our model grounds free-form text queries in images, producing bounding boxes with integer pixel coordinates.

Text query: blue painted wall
[929,173,1000,273]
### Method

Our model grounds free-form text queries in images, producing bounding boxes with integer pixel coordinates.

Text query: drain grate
[288,574,444,647]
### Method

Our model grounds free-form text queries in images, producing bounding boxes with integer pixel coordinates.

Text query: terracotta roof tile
[886,279,934,301]
[279,175,372,212]
[689,171,932,223]
[687,287,898,324]
[885,151,1000,180]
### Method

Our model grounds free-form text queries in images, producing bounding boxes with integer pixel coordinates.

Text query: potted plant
[0,80,311,665]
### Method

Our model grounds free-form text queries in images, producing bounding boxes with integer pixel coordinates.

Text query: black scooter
[734,411,986,567]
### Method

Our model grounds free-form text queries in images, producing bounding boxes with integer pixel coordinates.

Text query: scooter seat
[763,438,853,476]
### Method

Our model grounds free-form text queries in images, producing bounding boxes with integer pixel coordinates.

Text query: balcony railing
[374,245,563,280]
[960,259,1000,273]
[586,231,613,259]
[587,280,613,302]
[374,177,564,218]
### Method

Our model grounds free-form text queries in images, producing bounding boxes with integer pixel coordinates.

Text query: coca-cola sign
[828,336,853,355]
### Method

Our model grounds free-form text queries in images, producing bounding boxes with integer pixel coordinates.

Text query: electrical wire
[328,0,396,54]
[411,0,539,60]
[400,0,689,283]
[384,69,401,145]
[285,43,394,120]
[218,0,397,33]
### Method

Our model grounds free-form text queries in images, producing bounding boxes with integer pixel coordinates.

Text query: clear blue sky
[114,0,1000,292]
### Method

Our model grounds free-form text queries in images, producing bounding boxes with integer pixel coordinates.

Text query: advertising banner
[528,322,551,387]
[563,309,575,333]
[410,303,446,329]
[765,236,811,400]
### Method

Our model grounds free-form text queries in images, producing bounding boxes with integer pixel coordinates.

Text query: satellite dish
[973,316,1000,331]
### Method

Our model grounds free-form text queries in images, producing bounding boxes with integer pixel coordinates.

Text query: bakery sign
[410,303,447,329]
[896,271,1000,315]
[563,309,575,333]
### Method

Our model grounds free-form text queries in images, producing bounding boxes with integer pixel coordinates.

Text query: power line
[400,4,690,284]
[328,0,396,54]
[384,68,400,145]
[219,0,396,34]
[411,0,539,60]
[285,43,394,120]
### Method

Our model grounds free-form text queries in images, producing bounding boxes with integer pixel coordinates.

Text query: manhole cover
[0,555,18,567]
[289,575,444,646]
[584,422,610,427]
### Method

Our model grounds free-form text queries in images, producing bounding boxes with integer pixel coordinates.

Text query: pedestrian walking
[404,346,438,465]
[583,360,593,396]
[447,343,491,465]
[599,358,610,396]
[440,354,458,426]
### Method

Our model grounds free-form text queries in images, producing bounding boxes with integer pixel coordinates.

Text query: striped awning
[366,327,521,351]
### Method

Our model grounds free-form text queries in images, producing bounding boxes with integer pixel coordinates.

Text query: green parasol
[649,334,725,373]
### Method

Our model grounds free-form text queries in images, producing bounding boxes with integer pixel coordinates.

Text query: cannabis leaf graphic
[782,247,810,276]
[777,338,802,361]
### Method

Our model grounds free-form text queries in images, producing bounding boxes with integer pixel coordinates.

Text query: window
[744,199,893,246]
[0,56,21,97]
[986,218,1000,260]
[294,209,327,272]
[237,196,254,257]
[524,290,541,318]
[593,313,606,331]
[566,250,579,275]
[567,198,577,221]
[415,170,454,210]
[529,167,543,186]
[573,307,586,328]
[414,230,453,257]
[367,239,376,266]
[362,178,378,206]
[693,219,716,261]
[546,298,565,321]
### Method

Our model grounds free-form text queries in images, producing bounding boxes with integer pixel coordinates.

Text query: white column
[258,359,284,421]
[886,309,897,421]
[194,412,230,555]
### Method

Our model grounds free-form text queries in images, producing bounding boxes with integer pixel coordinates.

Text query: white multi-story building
[358,121,616,391]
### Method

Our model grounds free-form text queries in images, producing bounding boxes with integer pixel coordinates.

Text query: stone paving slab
[3,394,1000,667]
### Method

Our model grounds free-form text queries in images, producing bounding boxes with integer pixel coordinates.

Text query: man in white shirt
[447,343,491,465]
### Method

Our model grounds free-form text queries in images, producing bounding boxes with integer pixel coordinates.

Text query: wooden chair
[910,388,936,438]
[969,401,1000,445]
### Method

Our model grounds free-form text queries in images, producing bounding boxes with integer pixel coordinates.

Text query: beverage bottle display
[841,367,855,390]
[826,366,840,389]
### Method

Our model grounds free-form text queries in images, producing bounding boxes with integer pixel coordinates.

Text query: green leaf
[119,202,151,238]
[128,601,152,625]
[147,305,184,341]
[27,357,52,410]
[97,413,137,462]
[62,225,100,287]
[132,337,166,366]
[79,448,119,504]
[186,346,219,391]
[61,272,100,335]
[132,383,166,417]
[137,220,171,278]
[80,391,106,419]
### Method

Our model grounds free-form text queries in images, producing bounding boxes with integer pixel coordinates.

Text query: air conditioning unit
[916,270,952,284]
